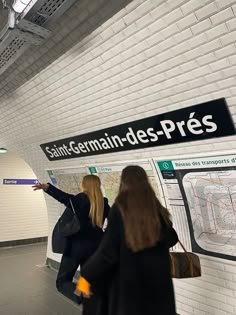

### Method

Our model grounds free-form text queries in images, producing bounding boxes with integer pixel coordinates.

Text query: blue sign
[3,179,38,185]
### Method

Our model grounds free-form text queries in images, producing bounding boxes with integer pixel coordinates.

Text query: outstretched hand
[32,182,49,191]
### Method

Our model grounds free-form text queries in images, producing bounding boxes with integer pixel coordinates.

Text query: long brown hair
[115,165,171,252]
[82,175,104,227]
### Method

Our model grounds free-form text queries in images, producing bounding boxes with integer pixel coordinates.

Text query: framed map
[156,155,236,261]
[88,160,162,206]
[47,167,89,194]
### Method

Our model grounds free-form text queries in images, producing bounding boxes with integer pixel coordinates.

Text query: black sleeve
[81,206,121,283]
[104,198,111,218]
[165,225,179,248]
[45,183,77,207]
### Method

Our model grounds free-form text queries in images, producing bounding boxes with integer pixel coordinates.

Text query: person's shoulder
[78,192,87,198]
[74,192,89,204]
[110,203,122,219]
[108,204,123,233]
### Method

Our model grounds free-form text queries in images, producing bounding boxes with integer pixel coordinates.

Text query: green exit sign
[89,167,97,174]
[157,161,174,171]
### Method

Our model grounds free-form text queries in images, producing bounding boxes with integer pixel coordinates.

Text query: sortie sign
[41,98,235,161]
[2,179,38,185]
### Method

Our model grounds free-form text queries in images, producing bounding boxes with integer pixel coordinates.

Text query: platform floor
[0,243,82,315]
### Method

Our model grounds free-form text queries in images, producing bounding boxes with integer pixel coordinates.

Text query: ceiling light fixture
[0,148,7,153]
[12,0,32,13]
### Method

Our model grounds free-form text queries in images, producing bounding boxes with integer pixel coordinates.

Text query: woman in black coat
[76,165,178,315]
[33,175,110,314]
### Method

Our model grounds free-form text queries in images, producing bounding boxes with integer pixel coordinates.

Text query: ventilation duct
[0,0,78,75]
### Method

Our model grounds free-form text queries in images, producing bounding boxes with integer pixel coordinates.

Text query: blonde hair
[82,175,104,227]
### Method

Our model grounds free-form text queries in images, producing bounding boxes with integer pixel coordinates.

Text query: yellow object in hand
[75,276,91,297]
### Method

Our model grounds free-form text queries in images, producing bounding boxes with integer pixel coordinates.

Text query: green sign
[157,161,174,171]
[89,167,97,174]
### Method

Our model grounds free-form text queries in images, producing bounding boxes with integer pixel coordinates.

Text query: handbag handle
[171,240,194,276]
[69,199,76,214]
[178,240,193,262]
[178,240,188,253]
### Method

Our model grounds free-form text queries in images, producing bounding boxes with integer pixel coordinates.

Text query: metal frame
[0,0,79,75]
[20,0,78,26]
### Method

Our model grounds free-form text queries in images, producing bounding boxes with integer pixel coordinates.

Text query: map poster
[88,160,162,206]
[155,154,236,261]
[47,167,89,194]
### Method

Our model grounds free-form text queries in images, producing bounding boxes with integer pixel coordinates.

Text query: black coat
[46,184,110,259]
[81,205,178,315]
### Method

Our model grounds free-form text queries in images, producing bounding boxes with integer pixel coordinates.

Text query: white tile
[203,38,222,53]
[148,18,166,34]
[163,8,184,25]
[161,24,179,40]
[206,23,228,40]
[181,0,203,15]
[216,0,236,10]
[210,8,234,25]
[220,30,236,45]
[123,9,140,25]
[226,17,236,31]
[180,60,198,72]
[177,13,198,30]
[205,71,224,83]
[191,18,212,35]
[174,29,193,43]
[184,47,203,61]
[188,33,208,48]
[159,37,177,51]
[210,58,230,71]
[215,44,236,58]
[136,12,154,29]
[171,41,189,55]
[191,65,211,77]
[150,2,170,19]
[197,52,216,66]
[111,19,126,32]
[217,77,236,88]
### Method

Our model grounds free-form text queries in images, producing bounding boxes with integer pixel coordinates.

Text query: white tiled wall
[0,152,48,241]
[0,0,236,313]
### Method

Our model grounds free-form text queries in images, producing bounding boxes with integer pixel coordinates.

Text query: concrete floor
[0,243,82,315]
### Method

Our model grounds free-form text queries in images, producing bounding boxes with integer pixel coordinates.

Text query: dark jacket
[81,205,178,315]
[46,183,110,259]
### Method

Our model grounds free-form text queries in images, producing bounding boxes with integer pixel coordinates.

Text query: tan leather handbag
[170,240,201,278]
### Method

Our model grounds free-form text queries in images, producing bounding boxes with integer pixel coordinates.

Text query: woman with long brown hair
[33,175,110,314]
[76,165,178,315]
